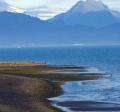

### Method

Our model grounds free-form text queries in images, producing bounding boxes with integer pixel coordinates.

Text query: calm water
[0,46,120,110]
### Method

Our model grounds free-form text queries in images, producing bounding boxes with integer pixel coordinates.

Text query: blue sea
[0,46,120,111]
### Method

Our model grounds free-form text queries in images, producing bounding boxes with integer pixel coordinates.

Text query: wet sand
[0,62,116,112]
[0,75,62,112]
[57,101,120,111]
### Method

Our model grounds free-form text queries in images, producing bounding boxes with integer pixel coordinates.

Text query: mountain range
[0,0,120,47]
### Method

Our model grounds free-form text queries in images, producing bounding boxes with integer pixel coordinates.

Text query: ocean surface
[0,46,120,111]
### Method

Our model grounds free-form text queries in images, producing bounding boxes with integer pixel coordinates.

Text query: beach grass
[0,62,47,68]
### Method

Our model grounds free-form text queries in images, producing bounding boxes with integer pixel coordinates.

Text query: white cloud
[25,6,66,20]
[0,0,25,13]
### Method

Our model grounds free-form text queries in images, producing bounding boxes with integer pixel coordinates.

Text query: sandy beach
[0,62,118,112]
[0,62,63,112]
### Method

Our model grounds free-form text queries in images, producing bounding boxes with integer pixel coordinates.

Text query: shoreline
[0,62,107,112]
[0,62,64,112]
[57,101,120,111]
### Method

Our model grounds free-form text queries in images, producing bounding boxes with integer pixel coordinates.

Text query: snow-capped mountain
[0,0,120,47]
[0,1,24,13]
[69,0,109,14]
[50,0,120,28]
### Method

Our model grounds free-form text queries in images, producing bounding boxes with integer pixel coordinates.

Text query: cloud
[25,6,66,20]
[103,0,120,11]
[0,0,25,13]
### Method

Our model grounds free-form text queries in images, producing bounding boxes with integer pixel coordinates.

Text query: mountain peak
[69,0,109,13]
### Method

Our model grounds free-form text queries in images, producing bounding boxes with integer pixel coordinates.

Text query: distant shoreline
[0,44,120,49]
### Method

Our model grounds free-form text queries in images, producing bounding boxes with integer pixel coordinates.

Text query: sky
[3,0,120,19]
[4,0,120,10]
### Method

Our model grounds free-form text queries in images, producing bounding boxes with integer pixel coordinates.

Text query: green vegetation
[0,62,44,67]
